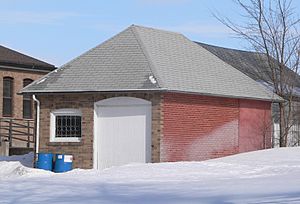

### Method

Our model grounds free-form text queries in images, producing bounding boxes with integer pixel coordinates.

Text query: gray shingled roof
[197,42,300,87]
[22,25,281,102]
[0,45,55,71]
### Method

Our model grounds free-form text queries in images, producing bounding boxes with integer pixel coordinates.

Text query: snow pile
[100,147,300,182]
[0,161,53,179]
[0,152,34,167]
[0,161,32,178]
[0,147,300,203]
[0,152,52,179]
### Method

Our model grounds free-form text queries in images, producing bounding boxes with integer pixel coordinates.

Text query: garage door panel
[95,98,151,170]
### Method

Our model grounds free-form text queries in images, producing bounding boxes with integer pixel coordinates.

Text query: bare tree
[215,0,300,147]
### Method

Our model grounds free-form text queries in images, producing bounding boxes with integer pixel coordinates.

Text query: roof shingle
[197,42,300,88]
[22,25,281,102]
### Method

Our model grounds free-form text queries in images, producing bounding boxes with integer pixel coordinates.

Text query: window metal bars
[55,115,81,138]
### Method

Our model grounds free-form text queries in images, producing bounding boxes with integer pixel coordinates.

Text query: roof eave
[0,63,56,72]
[19,88,167,95]
[165,89,284,103]
[20,87,284,102]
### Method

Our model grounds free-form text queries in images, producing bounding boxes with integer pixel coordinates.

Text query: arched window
[3,77,13,117]
[23,79,33,119]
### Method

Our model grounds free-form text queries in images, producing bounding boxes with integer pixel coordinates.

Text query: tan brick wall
[0,68,49,148]
[37,92,163,169]
[0,69,47,119]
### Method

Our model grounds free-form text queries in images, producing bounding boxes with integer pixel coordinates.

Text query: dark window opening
[23,79,33,118]
[3,77,13,117]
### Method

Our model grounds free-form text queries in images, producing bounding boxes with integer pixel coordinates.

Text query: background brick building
[0,45,55,155]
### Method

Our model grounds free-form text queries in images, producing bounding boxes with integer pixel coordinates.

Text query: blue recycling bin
[53,154,73,173]
[36,153,53,171]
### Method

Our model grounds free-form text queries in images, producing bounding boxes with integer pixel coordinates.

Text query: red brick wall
[161,93,240,162]
[161,93,272,162]
[239,99,272,152]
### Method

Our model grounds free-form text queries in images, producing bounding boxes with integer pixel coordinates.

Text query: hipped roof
[22,25,281,102]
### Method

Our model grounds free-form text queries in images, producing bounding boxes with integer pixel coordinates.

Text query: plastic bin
[36,153,53,171]
[53,154,73,173]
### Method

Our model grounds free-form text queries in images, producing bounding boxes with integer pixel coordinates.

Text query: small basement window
[50,109,82,142]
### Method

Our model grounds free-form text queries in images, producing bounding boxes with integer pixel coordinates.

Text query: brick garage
[22,25,281,170]
[36,91,271,169]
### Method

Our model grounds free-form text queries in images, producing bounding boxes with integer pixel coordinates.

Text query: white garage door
[94,97,151,170]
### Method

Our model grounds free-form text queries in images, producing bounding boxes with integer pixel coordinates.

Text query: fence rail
[0,118,35,148]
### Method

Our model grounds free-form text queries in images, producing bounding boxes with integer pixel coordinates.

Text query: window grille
[55,115,81,138]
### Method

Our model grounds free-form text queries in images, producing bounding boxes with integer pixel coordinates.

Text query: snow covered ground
[0,148,300,204]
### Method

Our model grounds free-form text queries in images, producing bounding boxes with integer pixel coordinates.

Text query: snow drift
[0,152,52,179]
[0,152,34,167]
[0,148,300,203]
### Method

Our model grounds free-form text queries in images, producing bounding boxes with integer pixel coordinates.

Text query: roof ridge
[195,42,263,55]
[131,24,182,36]
[131,25,165,88]
[183,36,282,101]
[27,26,136,89]
[59,26,134,69]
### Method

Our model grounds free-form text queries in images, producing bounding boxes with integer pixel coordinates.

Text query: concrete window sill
[46,141,83,146]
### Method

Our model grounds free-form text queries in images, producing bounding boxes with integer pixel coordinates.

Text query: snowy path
[1,148,300,203]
